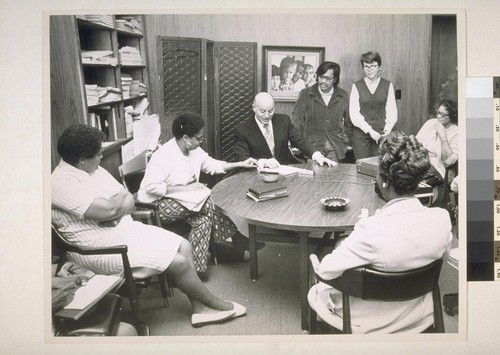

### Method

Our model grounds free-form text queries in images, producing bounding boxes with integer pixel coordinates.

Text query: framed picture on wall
[262,45,325,102]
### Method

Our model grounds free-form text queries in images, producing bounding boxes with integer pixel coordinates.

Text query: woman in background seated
[308,131,452,333]
[138,112,261,278]
[416,99,458,183]
[52,124,246,328]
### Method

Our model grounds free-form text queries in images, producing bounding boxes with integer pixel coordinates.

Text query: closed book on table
[356,156,379,177]
[248,182,287,197]
[246,190,288,202]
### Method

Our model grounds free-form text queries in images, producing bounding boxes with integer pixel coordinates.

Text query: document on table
[259,166,314,176]
[63,274,123,310]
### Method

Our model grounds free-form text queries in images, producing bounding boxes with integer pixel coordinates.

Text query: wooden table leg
[248,224,258,280]
[299,231,310,331]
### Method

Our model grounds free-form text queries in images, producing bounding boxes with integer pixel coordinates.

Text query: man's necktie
[263,123,275,157]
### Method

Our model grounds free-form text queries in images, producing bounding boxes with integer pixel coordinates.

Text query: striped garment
[51,160,182,275]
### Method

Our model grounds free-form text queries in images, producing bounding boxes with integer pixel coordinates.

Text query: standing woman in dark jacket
[292,61,350,163]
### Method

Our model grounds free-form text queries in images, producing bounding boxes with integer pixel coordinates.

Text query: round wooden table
[211,163,385,330]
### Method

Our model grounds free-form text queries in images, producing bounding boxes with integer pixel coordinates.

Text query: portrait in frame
[262,45,325,102]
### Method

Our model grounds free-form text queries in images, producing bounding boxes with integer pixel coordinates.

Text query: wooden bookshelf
[50,14,150,177]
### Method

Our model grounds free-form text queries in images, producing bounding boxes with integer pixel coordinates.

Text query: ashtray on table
[320,196,350,211]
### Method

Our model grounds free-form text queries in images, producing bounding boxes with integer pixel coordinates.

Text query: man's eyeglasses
[193,134,204,142]
[363,64,379,70]
[318,75,334,82]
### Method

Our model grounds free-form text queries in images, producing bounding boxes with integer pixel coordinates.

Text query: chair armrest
[135,200,160,210]
[63,243,128,256]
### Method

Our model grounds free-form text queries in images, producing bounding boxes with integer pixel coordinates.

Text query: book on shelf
[247,182,288,202]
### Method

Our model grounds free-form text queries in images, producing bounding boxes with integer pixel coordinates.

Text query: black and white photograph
[47,11,463,340]
[263,45,325,101]
[9,1,500,353]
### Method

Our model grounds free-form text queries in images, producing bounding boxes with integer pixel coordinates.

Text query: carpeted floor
[125,239,459,337]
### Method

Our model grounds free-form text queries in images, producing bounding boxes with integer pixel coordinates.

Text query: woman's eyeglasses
[436,110,450,118]
[193,134,204,142]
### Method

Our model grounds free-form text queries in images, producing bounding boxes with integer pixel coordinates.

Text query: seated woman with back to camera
[308,131,452,333]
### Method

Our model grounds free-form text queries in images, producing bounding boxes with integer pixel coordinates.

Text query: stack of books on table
[246,182,288,202]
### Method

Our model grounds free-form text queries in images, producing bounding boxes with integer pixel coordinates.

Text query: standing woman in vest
[349,50,398,159]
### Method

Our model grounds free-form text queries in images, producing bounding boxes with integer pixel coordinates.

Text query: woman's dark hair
[436,99,458,125]
[360,50,382,67]
[378,131,430,195]
[57,124,104,166]
[172,112,206,139]
[316,61,341,87]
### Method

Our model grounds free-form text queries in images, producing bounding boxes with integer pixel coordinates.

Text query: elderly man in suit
[234,92,336,168]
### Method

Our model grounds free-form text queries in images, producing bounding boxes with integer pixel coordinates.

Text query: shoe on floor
[232,231,266,251]
[191,310,236,327]
[229,301,246,318]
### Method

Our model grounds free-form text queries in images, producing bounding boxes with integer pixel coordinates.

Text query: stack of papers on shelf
[98,86,122,103]
[115,16,142,34]
[247,182,288,202]
[118,46,143,65]
[85,84,100,105]
[85,15,114,27]
[139,82,147,94]
[81,50,118,66]
[259,165,314,176]
[121,74,133,99]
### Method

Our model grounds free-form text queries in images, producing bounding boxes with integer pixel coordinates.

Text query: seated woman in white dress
[416,99,458,183]
[52,124,246,327]
[308,131,452,333]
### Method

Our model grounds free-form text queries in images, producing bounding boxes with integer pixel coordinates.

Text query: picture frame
[262,45,325,102]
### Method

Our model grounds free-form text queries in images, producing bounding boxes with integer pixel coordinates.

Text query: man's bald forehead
[254,92,274,106]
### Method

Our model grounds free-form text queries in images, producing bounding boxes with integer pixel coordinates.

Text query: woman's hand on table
[239,158,258,169]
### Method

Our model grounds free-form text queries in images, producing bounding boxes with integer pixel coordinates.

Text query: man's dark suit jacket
[234,113,316,164]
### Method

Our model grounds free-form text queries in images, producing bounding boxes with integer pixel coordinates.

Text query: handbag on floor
[214,241,246,263]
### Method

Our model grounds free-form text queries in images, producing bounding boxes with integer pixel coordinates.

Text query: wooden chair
[309,258,445,334]
[52,225,150,336]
